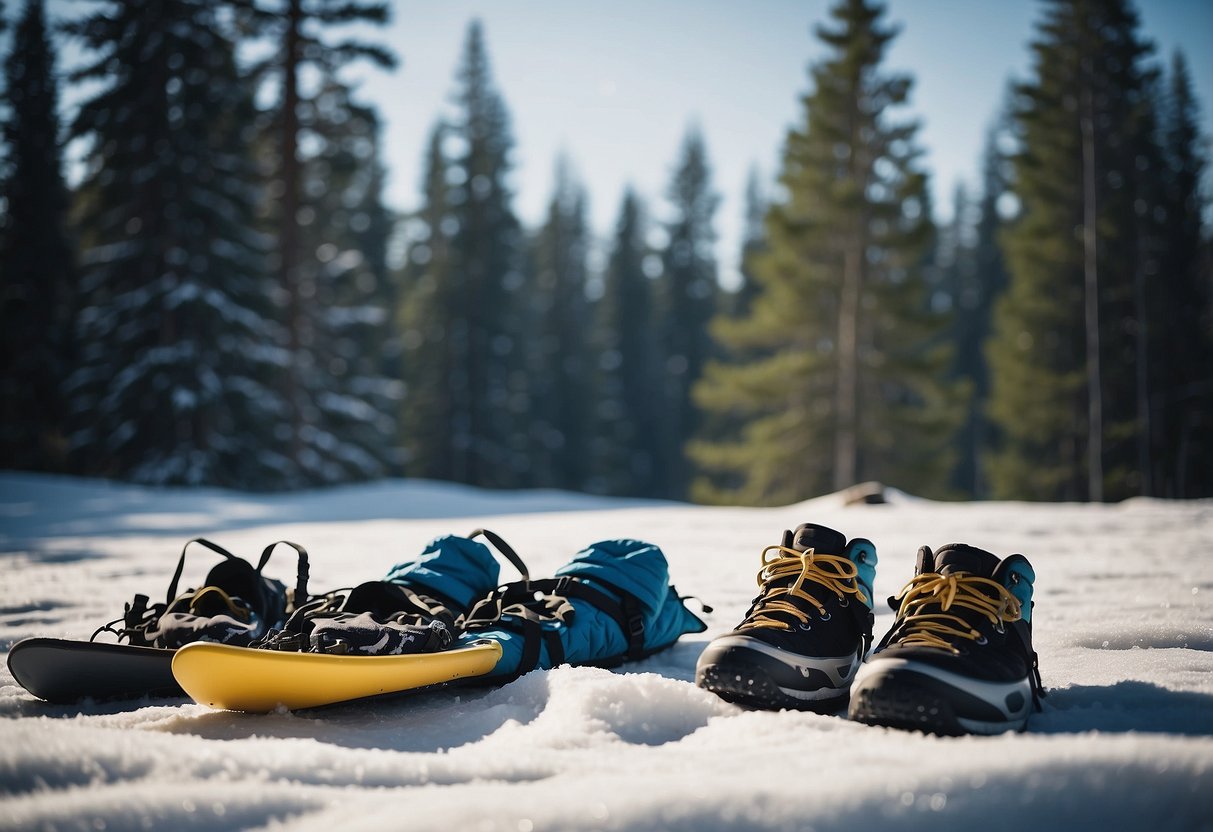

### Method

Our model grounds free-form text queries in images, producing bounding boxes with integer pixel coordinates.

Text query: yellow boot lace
[183,586,251,622]
[739,544,868,631]
[892,572,1021,652]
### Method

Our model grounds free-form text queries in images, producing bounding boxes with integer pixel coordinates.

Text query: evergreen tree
[943,118,1011,498]
[0,0,75,471]
[962,120,1012,498]
[398,123,457,481]
[655,126,720,499]
[589,188,660,496]
[526,159,592,490]
[691,0,956,505]
[691,168,769,502]
[1151,50,1212,496]
[987,0,1159,501]
[443,20,526,487]
[66,0,293,487]
[933,183,977,496]
[728,166,767,318]
[293,77,402,481]
[247,0,397,484]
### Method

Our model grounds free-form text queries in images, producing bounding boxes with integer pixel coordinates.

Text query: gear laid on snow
[240,530,708,702]
[695,523,877,711]
[848,543,1044,736]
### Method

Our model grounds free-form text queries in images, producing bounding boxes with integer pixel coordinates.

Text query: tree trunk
[1134,228,1151,495]
[1080,82,1103,502]
[280,0,303,467]
[834,240,861,491]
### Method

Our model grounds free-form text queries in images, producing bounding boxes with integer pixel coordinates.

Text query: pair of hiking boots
[695,523,1044,736]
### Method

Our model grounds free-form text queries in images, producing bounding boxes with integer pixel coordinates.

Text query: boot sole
[696,656,848,713]
[848,664,1030,736]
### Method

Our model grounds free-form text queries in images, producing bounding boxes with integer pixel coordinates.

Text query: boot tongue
[791,523,847,555]
[934,544,1000,578]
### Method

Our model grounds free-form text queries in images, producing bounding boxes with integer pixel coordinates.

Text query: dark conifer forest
[1,0,1209,501]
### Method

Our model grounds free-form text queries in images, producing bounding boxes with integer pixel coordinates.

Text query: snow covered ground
[1,472,1211,831]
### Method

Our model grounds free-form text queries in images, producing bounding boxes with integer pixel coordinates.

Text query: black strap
[462,574,650,670]
[469,528,530,582]
[542,628,565,667]
[560,576,647,661]
[164,538,240,605]
[258,540,310,609]
[517,619,542,680]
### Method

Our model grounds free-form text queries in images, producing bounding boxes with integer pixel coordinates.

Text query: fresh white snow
[1,472,1212,831]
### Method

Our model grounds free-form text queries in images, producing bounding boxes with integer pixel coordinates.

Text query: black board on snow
[6,637,182,704]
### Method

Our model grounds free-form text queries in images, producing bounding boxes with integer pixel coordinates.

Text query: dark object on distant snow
[842,481,887,505]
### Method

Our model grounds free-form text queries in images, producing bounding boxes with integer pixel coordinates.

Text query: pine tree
[987,0,1159,501]
[398,123,457,481]
[0,0,76,471]
[526,159,592,490]
[293,77,402,481]
[589,187,660,496]
[654,126,720,499]
[443,20,526,487]
[66,0,294,487]
[943,118,1012,498]
[691,168,769,502]
[963,120,1012,498]
[726,167,767,319]
[1151,50,1212,497]
[934,183,977,496]
[246,0,397,484]
[690,0,956,505]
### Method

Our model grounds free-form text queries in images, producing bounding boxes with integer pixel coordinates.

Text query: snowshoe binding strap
[468,528,530,581]
[256,540,310,613]
[92,541,229,646]
[92,537,305,649]
[461,574,651,682]
[163,538,243,607]
[256,581,460,654]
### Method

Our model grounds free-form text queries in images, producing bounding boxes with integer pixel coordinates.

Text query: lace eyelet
[975,635,988,646]
[839,598,849,608]
[798,623,813,632]
[820,612,832,622]
[995,622,1005,634]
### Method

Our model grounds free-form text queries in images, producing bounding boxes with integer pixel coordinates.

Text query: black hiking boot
[848,543,1044,735]
[696,523,876,711]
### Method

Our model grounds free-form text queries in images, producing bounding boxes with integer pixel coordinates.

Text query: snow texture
[1,473,1211,831]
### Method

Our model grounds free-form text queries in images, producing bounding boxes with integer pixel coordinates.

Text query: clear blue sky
[28,0,1213,289]
[359,0,1212,287]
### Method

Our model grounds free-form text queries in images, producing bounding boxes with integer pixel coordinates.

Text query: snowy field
[1,472,1212,831]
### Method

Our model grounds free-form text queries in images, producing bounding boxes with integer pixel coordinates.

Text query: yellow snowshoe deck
[172,640,502,712]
